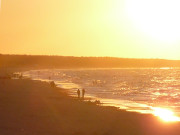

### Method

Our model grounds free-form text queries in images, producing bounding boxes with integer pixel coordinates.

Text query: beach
[0,78,180,135]
[1,0,180,134]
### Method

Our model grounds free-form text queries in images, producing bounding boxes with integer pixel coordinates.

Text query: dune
[0,78,180,135]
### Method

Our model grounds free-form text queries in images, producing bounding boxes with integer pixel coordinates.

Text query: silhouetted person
[19,73,23,79]
[77,89,80,98]
[50,81,56,88]
[82,88,85,99]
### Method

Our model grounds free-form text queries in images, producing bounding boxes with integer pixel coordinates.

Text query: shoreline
[26,76,153,115]
[9,69,180,119]
[23,70,163,116]
[0,78,180,134]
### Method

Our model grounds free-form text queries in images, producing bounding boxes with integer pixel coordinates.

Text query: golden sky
[0,0,180,59]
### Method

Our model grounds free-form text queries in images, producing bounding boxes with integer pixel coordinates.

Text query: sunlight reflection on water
[24,68,180,122]
[152,107,180,122]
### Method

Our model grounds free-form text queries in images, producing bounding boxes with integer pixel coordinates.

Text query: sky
[0,0,180,60]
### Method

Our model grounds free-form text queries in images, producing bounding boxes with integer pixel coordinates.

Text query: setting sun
[153,107,180,122]
[126,0,180,43]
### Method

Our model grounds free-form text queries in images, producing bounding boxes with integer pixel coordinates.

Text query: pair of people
[77,89,85,99]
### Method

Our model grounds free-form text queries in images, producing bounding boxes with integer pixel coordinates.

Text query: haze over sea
[24,68,180,117]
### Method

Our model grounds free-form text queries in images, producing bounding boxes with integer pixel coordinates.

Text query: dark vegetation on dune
[1,54,180,69]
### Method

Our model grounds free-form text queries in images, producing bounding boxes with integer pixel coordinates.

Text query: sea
[23,68,180,119]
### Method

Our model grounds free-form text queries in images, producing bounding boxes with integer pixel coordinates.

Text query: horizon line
[0,53,179,61]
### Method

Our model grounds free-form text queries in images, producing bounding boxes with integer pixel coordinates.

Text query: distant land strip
[1,54,180,69]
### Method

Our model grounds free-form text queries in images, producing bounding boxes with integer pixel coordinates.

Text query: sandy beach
[0,78,180,135]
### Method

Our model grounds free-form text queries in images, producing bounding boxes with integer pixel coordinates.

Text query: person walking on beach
[50,81,56,88]
[82,88,85,99]
[77,89,80,99]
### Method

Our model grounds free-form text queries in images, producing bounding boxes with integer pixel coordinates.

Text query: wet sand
[0,79,180,135]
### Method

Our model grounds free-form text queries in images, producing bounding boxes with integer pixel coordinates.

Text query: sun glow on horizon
[1,0,180,59]
[126,0,180,43]
[153,107,180,122]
